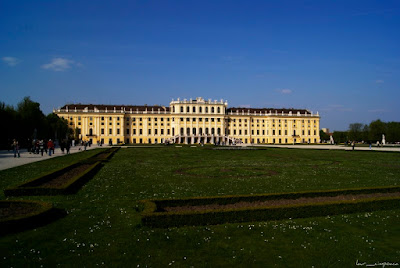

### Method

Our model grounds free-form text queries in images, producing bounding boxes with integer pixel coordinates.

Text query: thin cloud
[42,57,75,71]
[375,80,384,84]
[277,89,292,94]
[2,56,20,66]
[368,109,386,113]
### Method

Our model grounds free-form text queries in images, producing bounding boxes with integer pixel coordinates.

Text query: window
[161,129,164,135]
[217,107,220,113]
[101,117,104,120]
[139,129,142,135]
[148,129,151,135]
[133,129,136,135]
[117,117,120,121]
[193,106,196,113]
[101,129,104,134]
[109,129,112,135]
[155,129,158,135]
[199,107,202,113]
[279,130,281,135]
[180,118,184,122]
[117,129,120,135]
[186,118,190,122]
[273,130,275,135]
[186,106,190,113]
[180,106,183,113]
[211,118,215,122]
[206,107,208,113]
[126,129,130,135]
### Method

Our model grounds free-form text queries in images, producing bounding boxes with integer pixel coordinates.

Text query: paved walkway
[1,144,398,171]
[0,145,104,171]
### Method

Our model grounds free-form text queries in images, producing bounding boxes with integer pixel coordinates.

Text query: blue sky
[1,0,399,131]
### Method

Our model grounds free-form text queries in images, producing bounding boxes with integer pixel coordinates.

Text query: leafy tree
[369,120,386,142]
[348,123,364,141]
[332,131,348,144]
[386,122,400,142]
[319,130,330,141]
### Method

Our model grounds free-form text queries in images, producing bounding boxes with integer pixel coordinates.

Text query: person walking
[47,139,54,156]
[352,141,355,151]
[39,140,44,156]
[12,139,20,158]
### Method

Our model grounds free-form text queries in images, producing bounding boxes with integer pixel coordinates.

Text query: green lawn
[1,147,399,267]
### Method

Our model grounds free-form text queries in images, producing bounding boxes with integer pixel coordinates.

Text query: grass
[0,147,399,267]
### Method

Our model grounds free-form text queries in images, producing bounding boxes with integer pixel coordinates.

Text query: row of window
[173,106,223,114]
[94,128,317,137]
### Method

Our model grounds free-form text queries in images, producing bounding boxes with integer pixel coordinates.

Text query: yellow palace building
[54,97,320,145]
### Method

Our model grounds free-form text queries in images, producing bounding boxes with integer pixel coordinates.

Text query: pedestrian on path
[11,139,20,158]
[47,139,54,156]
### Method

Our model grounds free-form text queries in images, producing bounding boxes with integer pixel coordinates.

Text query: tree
[319,130,330,141]
[348,123,364,141]
[17,97,47,142]
[332,131,348,144]
[369,120,386,142]
[386,122,400,142]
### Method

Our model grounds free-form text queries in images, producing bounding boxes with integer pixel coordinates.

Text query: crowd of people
[9,138,81,157]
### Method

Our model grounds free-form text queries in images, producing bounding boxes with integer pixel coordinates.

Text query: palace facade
[54,97,320,145]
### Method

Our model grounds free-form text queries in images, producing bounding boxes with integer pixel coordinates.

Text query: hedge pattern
[141,186,400,228]
[0,200,66,235]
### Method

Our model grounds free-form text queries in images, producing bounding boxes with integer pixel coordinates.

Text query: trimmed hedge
[153,185,400,210]
[82,147,119,164]
[4,161,102,196]
[0,200,66,235]
[141,186,400,228]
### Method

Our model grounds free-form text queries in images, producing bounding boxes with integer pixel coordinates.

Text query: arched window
[211,128,215,134]
[193,106,196,113]
[217,128,221,135]
[186,106,190,113]
[199,128,203,135]
[205,128,209,134]
[205,107,208,113]
[211,107,215,113]
[180,106,183,113]
[173,106,175,113]
[180,128,184,135]
[199,107,202,113]
[187,128,190,135]
[217,107,220,113]
[193,128,196,135]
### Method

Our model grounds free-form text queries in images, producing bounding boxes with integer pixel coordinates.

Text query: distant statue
[382,134,386,145]
[330,135,334,145]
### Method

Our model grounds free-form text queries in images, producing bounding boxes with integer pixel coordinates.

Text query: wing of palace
[54,97,320,145]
